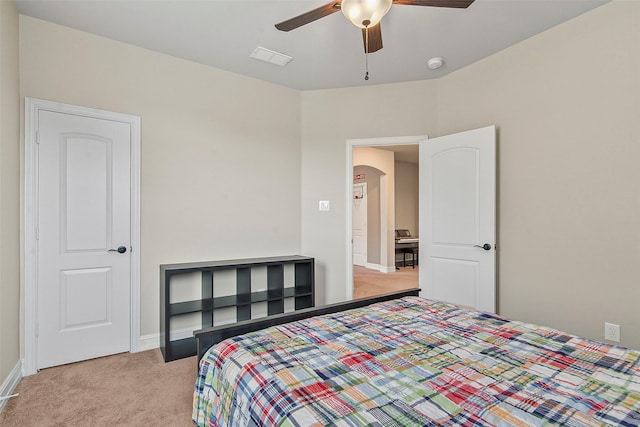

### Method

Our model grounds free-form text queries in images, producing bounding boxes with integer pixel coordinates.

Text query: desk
[395,238,418,268]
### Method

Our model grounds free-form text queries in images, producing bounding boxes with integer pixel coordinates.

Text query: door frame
[346,135,426,299]
[23,98,141,375]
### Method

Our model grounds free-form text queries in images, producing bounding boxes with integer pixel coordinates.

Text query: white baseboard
[138,333,160,352]
[364,263,396,273]
[138,325,218,352]
[0,359,22,414]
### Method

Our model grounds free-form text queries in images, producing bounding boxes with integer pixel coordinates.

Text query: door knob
[108,246,127,254]
[474,243,492,251]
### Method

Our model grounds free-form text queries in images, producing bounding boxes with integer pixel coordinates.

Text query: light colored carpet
[0,349,196,426]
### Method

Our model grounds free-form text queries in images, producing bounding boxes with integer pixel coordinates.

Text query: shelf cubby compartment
[160,255,315,362]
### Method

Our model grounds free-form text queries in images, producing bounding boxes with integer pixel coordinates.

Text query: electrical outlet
[605,322,620,343]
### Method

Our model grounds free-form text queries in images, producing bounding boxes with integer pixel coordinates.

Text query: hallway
[353,265,419,299]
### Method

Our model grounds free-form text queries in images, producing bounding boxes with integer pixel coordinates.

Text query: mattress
[193,296,640,426]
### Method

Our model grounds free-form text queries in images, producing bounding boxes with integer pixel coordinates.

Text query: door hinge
[35,227,39,240]
[35,323,39,337]
[35,130,40,144]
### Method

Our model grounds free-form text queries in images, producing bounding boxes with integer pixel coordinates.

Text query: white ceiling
[15,0,609,91]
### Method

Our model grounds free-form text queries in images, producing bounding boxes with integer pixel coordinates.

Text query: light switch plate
[319,200,330,211]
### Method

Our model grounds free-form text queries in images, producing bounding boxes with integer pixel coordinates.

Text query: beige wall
[301,81,439,304]
[353,166,382,265]
[438,0,640,348]
[19,16,302,339]
[395,160,419,237]
[0,0,21,382]
[301,1,640,349]
[353,147,395,269]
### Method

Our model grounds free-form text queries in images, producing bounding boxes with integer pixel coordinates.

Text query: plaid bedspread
[193,297,640,426]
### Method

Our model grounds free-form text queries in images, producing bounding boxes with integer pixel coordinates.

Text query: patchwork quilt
[193,297,640,426]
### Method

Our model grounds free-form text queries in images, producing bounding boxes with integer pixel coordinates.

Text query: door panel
[60,268,111,330]
[419,126,496,313]
[38,110,131,369]
[63,135,111,251]
[431,257,478,309]
[432,148,478,245]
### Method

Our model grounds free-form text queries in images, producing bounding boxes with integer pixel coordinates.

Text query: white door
[353,183,367,267]
[37,110,132,369]
[419,126,496,312]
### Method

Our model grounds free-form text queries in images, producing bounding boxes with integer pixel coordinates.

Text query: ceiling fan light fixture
[341,0,392,28]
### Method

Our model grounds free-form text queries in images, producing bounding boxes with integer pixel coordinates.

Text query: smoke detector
[427,57,444,70]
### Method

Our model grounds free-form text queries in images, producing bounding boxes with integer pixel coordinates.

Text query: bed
[193,293,640,426]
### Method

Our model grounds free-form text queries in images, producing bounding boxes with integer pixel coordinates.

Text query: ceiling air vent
[250,46,293,67]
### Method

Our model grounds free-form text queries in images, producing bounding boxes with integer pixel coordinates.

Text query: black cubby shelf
[160,255,315,362]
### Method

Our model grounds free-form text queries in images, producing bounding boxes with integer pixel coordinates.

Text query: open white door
[419,126,496,313]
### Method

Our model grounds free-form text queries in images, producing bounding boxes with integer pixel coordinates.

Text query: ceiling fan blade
[392,0,474,8]
[275,1,341,32]
[361,23,383,53]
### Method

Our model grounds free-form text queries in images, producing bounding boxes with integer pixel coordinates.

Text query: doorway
[24,98,141,375]
[346,127,496,312]
[347,135,425,299]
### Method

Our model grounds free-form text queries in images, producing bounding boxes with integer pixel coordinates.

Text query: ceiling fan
[275,0,475,55]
